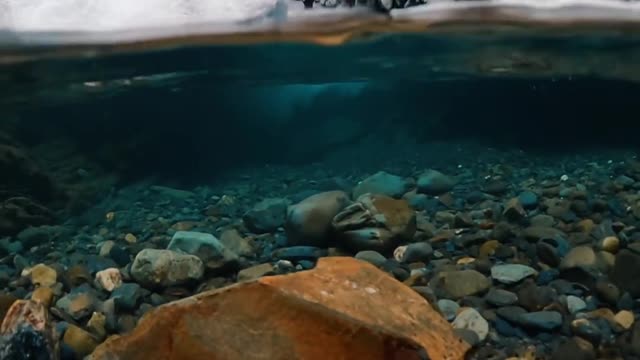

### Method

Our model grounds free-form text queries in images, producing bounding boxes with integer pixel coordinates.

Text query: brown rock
[236,263,275,282]
[90,257,469,360]
[64,324,99,357]
[27,264,57,288]
[32,287,55,308]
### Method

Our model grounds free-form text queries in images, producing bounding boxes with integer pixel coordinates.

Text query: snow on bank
[0,0,283,32]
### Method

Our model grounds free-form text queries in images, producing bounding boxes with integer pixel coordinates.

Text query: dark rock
[518,191,539,209]
[503,198,526,223]
[518,281,557,311]
[618,292,634,311]
[518,311,563,331]
[611,250,640,297]
[483,180,508,195]
[109,246,130,267]
[429,270,491,300]
[537,237,570,267]
[86,255,119,275]
[271,246,327,261]
[243,198,288,233]
[551,337,596,360]
[537,269,559,285]
[454,328,480,347]
[55,287,98,321]
[417,169,455,195]
[496,306,527,324]
[595,281,620,305]
[354,250,386,267]
[485,288,518,306]
[110,283,143,312]
[353,171,410,199]
[400,242,433,263]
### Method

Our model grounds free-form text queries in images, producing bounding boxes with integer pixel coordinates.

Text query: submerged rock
[90,257,469,360]
[285,191,350,247]
[352,171,411,199]
[0,300,58,360]
[168,231,239,273]
[131,249,204,288]
[243,198,288,233]
[332,194,416,253]
[417,169,455,195]
[429,270,491,300]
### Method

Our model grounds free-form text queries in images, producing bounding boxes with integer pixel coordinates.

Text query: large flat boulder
[90,257,468,360]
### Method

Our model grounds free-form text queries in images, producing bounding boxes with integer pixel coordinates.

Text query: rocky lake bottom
[1,137,640,359]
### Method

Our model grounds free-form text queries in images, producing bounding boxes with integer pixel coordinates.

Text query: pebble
[124,233,137,244]
[56,289,98,321]
[567,295,587,314]
[614,310,635,330]
[219,229,255,257]
[479,240,500,258]
[63,324,99,358]
[485,288,518,306]
[242,198,288,233]
[95,268,123,292]
[611,250,640,297]
[131,249,204,288]
[352,171,410,199]
[518,191,539,209]
[417,169,455,195]
[25,264,57,288]
[237,263,275,282]
[559,246,597,271]
[110,283,143,311]
[285,191,350,247]
[452,308,489,343]
[87,312,107,340]
[429,270,491,299]
[600,236,620,253]
[31,287,54,308]
[491,264,537,284]
[354,250,387,267]
[437,299,460,321]
[518,311,563,331]
[399,242,433,263]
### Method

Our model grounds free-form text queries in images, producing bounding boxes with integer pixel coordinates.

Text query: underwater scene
[1,0,640,359]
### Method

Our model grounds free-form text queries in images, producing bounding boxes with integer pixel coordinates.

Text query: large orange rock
[90,257,469,360]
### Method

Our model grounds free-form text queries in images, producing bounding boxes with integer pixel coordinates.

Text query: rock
[354,250,387,267]
[31,287,54,308]
[16,225,60,248]
[479,240,500,258]
[615,310,635,330]
[63,324,99,358]
[437,299,459,321]
[523,226,566,242]
[595,280,620,305]
[95,268,122,292]
[87,312,107,341]
[491,264,537,284]
[333,194,416,253]
[124,233,137,244]
[570,318,602,345]
[110,283,143,311]
[600,236,620,254]
[0,294,18,321]
[89,257,469,360]
[271,246,327,261]
[219,229,255,257]
[0,300,57,359]
[64,265,92,288]
[131,249,204,288]
[237,263,275,282]
[567,295,587,314]
[108,246,130,267]
[150,185,194,200]
[430,270,491,299]
[399,242,433,263]
[537,237,570,267]
[285,191,350,247]
[417,169,455,195]
[168,231,239,272]
[551,337,596,360]
[518,311,563,331]
[55,289,98,321]
[496,306,527,324]
[503,198,526,222]
[243,198,288,233]
[482,179,508,195]
[611,250,640,297]
[24,264,57,288]
[518,191,539,209]
[485,288,518,306]
[353,171,410,199]
[517,282,556,311]
[560,246,597,271]
[452,308,489,343]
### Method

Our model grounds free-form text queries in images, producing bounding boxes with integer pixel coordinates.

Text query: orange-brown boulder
[90,257,468,360]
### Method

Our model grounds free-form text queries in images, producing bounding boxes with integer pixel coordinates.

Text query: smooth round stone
[518,191,539,209]
[485,288,518,307]
[400,242,433,263]
[429,270,491,300]
[354,250,387,267]
[417,169,455,195]
[615,310,635,330]
[491,264,537,284]
[570,318,603,345]
[518,311,563,331]
[452,308,489,343]
[437,299,460,321]
[567,295,587,314]
[242,198,288,233]
[551,337,596,360]
[537,269,559,285]
[600,236,620,254]
[560,246,597,271]
[454,328,480,347]
[353,171,410,199]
